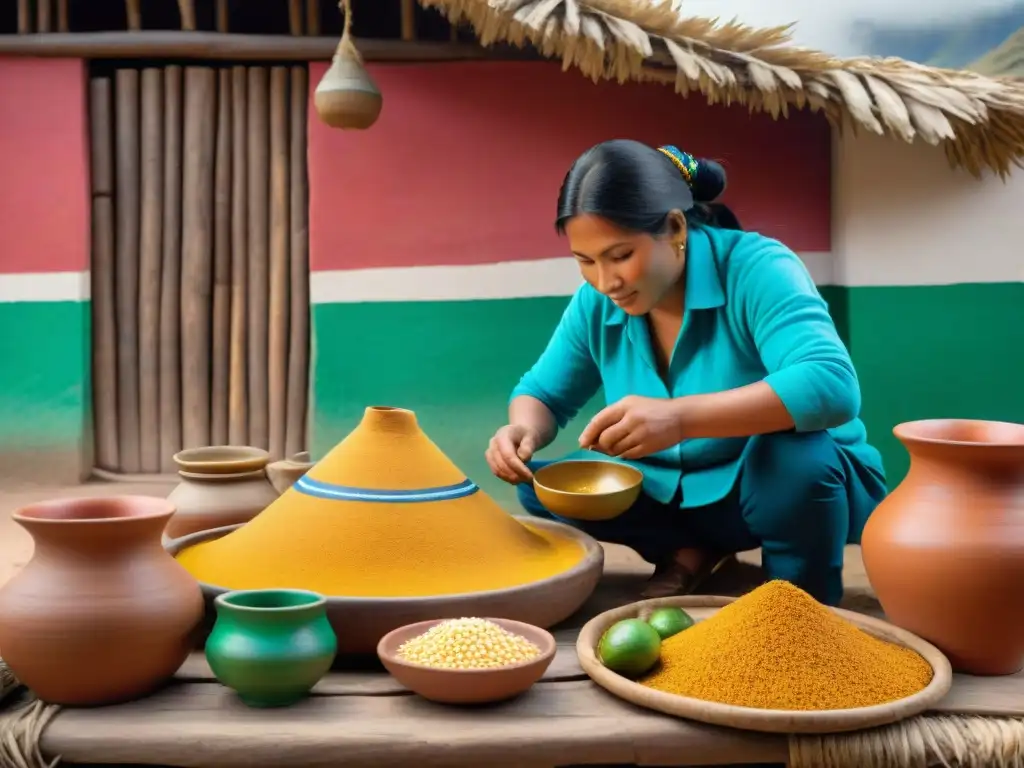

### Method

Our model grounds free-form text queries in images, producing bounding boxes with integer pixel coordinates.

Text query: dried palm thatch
[418,0,1024,178]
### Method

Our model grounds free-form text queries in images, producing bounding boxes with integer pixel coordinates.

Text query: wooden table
[34,546,1024,768]
[40,677,791,767]
[32,547,796,767]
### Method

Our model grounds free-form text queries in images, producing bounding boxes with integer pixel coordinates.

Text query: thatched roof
[418,0,1024,177]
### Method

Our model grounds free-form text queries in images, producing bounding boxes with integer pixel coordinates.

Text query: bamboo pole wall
[89,63,311,476]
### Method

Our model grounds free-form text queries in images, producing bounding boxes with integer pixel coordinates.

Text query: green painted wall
[311,280,1023,508]
[312,284,851,508]
[311,297,601,509]
[846,282,1024,484]
[0,301,90,476]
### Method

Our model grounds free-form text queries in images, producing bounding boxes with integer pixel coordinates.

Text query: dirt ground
[0,480,871,593]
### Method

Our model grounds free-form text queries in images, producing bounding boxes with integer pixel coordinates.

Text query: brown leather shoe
[641,553,735,599]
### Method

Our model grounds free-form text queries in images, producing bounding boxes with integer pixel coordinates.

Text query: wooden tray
[576,594,953,735]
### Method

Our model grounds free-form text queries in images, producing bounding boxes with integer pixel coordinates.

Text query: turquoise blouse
[510,224,886,509]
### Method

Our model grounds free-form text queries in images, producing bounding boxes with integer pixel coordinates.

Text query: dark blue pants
[517,431,886,606]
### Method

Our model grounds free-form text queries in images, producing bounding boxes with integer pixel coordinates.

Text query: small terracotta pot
[0,495,204,705]
[862,419,1024,675]
[164,446,279,542]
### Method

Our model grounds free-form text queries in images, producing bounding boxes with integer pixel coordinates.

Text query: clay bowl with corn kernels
[376,617,556,705]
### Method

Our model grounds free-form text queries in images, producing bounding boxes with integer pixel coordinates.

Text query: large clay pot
[164,446,280,542]
[0,495,204,705]
[862,419,1024,675]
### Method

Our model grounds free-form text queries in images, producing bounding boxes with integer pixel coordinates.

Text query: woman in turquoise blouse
[485,139,887,607]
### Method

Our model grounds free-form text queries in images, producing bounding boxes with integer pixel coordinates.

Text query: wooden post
[216,0,229,33]
[228,66,249,446]
[138,67,165,472]
[178,0,197,31]
[289,0,303,36]
[159,65,184,471]
[125,0,142,31]
[37,0,51,33]
[89,77,119,472]
[286,65,310,457]
[57,0,68,32]
[268,67,291,460]
[114,68,142,473]
[246,67,270,450]
[17,0,31,34]
[401,0,416,41]
[180,67,217,449]
[211,67,233,446]
[306,0,321,36]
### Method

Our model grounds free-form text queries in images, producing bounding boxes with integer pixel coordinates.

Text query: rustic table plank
[41,680,789,767]
[933,668,1024,716]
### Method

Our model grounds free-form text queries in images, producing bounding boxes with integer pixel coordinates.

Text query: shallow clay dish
[173,446,271,475]
[165,518,604,655]
[576,595,953,735]
[533,460,643,521]
[376,618,556,704]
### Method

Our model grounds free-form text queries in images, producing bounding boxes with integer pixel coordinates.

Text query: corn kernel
[396,617,541,670]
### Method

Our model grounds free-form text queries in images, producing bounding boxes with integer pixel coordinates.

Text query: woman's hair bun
[691,158,727,204]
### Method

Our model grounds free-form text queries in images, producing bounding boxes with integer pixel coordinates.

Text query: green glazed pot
[205,588,337,707]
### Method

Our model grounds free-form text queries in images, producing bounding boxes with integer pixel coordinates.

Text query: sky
[670,0,1021,56]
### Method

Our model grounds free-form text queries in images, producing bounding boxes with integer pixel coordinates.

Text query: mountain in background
[850,2,1024,73]
[970,26,1024,74]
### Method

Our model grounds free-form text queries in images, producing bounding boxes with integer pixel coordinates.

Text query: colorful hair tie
[657,145,699,187]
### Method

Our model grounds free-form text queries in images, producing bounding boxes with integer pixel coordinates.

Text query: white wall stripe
[0,252,833,305]
[310,258,583,304]
[310,252,836,304]
[834,132,1024,287]
[0,271,90,303]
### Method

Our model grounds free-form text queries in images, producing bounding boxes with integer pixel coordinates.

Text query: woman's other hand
[579,395,686,459]
[486,424,541,484]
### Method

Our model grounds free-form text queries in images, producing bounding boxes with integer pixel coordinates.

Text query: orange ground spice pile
[640,580,934,711]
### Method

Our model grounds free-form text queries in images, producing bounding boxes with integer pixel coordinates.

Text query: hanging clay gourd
[861,419,1024,676]
[314,1,382,130]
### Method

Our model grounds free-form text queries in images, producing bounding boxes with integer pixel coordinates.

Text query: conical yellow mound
[175,407,585,597]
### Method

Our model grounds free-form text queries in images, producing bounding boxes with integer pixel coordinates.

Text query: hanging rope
[335,0,361,61]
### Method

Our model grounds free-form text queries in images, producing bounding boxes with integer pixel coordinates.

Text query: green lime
[597,618,661,677]
[646,606,694,639]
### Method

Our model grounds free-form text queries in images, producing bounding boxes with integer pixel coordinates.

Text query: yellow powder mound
[175,407,585,597]
[640,580,934,711]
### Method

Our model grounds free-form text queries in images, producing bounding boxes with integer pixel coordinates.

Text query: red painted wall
[0,58,90,275]
[307,60,831,273]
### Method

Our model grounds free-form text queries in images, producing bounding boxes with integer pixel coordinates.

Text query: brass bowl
[533,460,643,521]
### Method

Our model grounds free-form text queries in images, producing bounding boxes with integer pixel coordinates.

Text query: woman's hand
[486,424,542,484]
[579,396,687,459]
